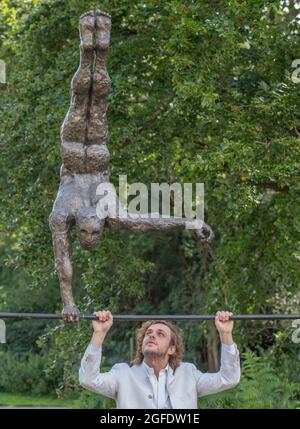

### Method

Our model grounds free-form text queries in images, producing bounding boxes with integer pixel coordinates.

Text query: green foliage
[0,392,72,407]
[199,350,300,409]
[0,349,63,395]
[71,390,115,410]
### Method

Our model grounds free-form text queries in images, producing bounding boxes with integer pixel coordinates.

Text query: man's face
[142,323,175,360]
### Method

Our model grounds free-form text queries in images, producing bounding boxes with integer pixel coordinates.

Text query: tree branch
[255,182,290,193]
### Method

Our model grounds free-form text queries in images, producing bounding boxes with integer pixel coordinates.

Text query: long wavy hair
[130,320,185,372]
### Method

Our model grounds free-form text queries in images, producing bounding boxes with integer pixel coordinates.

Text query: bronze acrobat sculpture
[49,10,214,322]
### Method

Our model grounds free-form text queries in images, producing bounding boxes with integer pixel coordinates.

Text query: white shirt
[142,343,237,409]
[142,360,172,409]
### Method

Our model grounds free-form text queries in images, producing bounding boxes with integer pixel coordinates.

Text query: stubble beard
[143,347,169,361]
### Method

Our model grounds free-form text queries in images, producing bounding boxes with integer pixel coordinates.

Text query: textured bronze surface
[49,10,214,322]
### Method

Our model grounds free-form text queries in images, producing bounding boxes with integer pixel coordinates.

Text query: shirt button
[148,394,153,399]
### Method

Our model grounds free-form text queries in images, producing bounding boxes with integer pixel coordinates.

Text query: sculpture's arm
[49,212,79,322]
[106,213,214,243]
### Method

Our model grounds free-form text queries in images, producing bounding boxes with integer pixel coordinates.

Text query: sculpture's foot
[79,12,95,51]
[95,9,111,19]
[80,10,95,20]
[95,10,111,50]
[195,222,215,243]
[62,305,80,323]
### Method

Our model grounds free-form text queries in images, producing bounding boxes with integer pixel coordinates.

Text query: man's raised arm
[193,310,241,398]
[79,311,122,399]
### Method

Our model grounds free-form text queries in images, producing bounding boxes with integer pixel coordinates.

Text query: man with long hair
[79,310,240,409]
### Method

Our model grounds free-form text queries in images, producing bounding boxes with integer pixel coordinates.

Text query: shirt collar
[142,359,169,376]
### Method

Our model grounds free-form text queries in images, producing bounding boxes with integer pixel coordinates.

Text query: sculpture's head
[76,207,104,250]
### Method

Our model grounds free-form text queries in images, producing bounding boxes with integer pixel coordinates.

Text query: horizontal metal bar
[0,312,299,321]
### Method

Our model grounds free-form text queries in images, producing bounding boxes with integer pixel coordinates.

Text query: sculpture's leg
[106,213,214,243]
[85,12,111,175]
[60,13,95,174]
